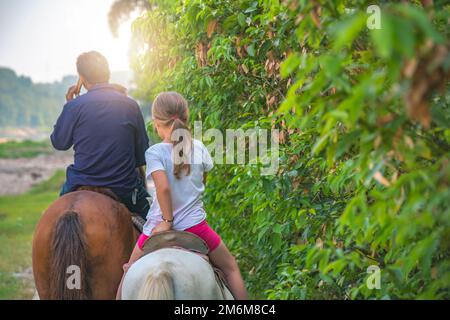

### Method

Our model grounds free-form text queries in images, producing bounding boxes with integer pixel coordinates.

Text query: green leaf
[247,43,255,57]
[311,132,331,156]
[370,15,394,59]
[332,13,366,51]
[281,53,301,78]
[237,13,247,27]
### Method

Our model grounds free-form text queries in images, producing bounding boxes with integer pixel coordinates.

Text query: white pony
[121,248,234,300]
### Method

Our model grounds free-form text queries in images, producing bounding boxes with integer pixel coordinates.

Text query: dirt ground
[0,151,72,196]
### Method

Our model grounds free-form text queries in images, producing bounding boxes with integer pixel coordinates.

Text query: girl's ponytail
[171,117,192,179]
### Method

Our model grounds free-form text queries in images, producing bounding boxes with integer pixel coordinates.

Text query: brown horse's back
[32,190,137,299]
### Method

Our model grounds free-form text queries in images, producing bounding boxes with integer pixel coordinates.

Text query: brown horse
[32,190,138,299]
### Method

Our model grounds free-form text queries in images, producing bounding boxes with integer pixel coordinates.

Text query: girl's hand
[152,220,173,234]
[122,262,132,272]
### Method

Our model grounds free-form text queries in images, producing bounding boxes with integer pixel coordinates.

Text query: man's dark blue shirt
[51,83,149,196]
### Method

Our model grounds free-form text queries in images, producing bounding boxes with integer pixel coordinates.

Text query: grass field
[0,170,64,299]
[0,140,53,159]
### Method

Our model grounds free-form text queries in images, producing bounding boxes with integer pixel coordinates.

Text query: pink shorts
[137,220,222,252]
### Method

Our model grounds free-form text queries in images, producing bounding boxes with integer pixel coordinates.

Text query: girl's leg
[208,241,248,300]
[116,243,144,300]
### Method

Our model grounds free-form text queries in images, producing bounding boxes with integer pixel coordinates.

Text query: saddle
[141,231,231,299]
[142,230,209,255]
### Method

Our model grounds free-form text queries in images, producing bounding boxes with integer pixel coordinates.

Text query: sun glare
[103,20,134,72]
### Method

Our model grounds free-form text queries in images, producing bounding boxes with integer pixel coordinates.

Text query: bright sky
[0,0,136,83]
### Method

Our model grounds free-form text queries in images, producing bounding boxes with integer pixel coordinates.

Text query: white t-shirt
[142,139,213,235]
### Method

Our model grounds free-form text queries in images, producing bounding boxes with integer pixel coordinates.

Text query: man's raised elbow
[50,135,70,151]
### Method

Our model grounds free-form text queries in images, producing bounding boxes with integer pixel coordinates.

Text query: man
[51,51,150,219]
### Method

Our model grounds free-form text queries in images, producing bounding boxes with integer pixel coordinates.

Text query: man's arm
[50,102,78,151]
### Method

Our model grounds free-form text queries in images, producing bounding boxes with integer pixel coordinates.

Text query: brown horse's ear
[111,83,127,95]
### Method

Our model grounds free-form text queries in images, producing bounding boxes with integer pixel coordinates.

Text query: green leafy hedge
[131,0,449,299]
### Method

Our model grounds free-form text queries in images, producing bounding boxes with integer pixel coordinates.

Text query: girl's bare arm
[151,170,174,222]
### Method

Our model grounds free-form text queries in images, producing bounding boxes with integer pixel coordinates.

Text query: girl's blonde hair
[152,91,191,179]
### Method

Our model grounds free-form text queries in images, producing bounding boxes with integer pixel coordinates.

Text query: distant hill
[0,68,77,128]
[0,67,137,128]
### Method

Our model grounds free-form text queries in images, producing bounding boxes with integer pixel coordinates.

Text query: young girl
[116,91,247,300]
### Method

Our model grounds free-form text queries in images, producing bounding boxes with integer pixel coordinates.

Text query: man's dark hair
[76,51,110,84]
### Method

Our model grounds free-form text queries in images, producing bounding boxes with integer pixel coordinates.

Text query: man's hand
[65,85,80,102]
[152,220,173,234]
